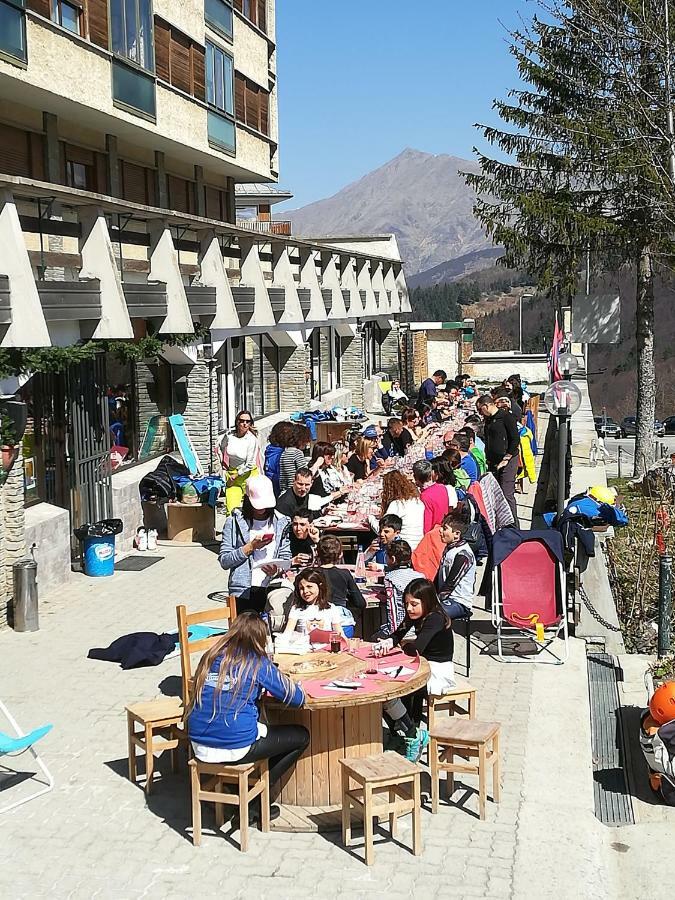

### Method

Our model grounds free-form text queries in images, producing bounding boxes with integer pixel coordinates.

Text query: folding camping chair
[491,530,569,664]
[0,699,53,814]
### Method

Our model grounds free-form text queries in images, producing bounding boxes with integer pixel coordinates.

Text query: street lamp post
[544,379,582,517]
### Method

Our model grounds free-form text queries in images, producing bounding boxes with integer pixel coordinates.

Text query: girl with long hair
[346,436,374,482]
[188,611,309,820]
[279,423,312,493]
[220,410,260,514]
[373,578,455,761]
[284,568,345,636]
[376,470,425,549]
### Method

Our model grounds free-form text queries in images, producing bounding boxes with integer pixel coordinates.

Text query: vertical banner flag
[548,312,564,382]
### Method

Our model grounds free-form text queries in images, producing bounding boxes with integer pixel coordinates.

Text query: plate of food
[290,659,338,676]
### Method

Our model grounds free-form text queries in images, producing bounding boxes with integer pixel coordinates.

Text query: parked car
[663,416,675,435]
[593,416,622,439]
[620,416,666,438]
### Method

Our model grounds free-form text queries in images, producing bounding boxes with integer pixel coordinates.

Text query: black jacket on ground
[484,409,520,467]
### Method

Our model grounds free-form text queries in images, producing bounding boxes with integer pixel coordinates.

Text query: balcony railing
[235,219,292,236]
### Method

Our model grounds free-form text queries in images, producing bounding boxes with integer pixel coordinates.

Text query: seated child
[640,681,675,806]
[289,510,320,566]
[365,513,402,569]
[315,534,365,636]
[380,540,426,638]
[284,568,345,636]
[437,513,476,619]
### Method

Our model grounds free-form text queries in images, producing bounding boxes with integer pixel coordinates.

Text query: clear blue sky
[275,0,531,210]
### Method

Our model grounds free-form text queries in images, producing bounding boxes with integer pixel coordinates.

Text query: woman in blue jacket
[188,611,308,820]
[219,474,292,611]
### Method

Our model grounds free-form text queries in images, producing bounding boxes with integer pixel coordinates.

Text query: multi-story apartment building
[0,0,410,618]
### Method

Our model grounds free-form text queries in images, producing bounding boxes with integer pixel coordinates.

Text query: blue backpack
[264,444,283,496]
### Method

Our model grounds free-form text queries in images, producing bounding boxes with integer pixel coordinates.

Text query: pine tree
[466,1,675,474]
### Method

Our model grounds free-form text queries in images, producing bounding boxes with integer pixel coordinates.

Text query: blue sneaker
[404,733,421,762]
[418,728,430,755]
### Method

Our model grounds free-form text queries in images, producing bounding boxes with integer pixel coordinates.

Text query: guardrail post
[658,554,672,658]
[617,446,622,479]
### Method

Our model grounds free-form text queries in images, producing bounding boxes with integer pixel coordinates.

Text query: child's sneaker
[147,528,158,551]
[135,527,147,551]
[404,732,421,762]
[418,728,430,755]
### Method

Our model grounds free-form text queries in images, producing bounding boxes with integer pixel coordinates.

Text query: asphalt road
[600,435,675,478]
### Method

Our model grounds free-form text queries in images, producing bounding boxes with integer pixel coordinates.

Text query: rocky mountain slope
[286,149,491,275]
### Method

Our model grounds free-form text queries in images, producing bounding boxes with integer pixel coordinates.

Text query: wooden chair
[177,599,271,851]
[427,684,477,731]
[125,697,184,794]
[340,751,423,866]
[189,757,270,851]
[429,719,501,820]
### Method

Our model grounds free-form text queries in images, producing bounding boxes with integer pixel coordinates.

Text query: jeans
[441,599,473,619]
[236,724,310,789]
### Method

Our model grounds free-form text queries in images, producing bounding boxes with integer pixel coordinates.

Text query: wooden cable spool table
[266,647,430,832]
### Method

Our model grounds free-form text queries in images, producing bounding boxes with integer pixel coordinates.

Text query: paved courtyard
[0,484,645,898]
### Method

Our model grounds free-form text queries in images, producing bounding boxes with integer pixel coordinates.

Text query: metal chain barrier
[578,584,623,633]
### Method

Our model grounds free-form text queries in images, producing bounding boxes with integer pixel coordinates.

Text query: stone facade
[279,342,310,413]
[0,453,26,628]
[180,358,220,473]
[340,335,365,409]
[378,323,400,378]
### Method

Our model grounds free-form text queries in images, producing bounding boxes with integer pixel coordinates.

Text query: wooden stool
[125,698,184,794]
[340,751,422,866]
[427,684,477,730]
[189,757,269,852]
[430,719,500,820]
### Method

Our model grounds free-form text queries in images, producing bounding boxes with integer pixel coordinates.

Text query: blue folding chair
[0,700,53,814]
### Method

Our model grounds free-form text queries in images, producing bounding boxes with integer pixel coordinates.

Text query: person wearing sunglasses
[220,410,261,513]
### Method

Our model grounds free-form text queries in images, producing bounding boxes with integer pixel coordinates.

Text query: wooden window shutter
[154,18,170,83]
[94,152,107,194]
[0,124,31,177]
[192,45,206,103]
[170,29,192,94]
[256,0,266,32]
[29,132,45,180]
[245,81,259,130]
[168,175,189,213]
[233,0,243,11]
[259,91,269,135]
[26,0,50,17]
[122,161,150,205]
[204,185,221,220]
[65,144,95,167]
[87,0,109,49]
[235,73,246,122]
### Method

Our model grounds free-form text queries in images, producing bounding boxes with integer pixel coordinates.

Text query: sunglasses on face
[238,419,252,424]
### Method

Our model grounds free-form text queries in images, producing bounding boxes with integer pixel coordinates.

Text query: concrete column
[0,190,50,347]
[42,112,60,184]
[180,359,217,472]
[155,151,168,209]
[148,220,194,333]
[224,177,236,224]
[106,134,120,197]
[340,333,365,409]
[79,206,134,338]
[194,165,205,217]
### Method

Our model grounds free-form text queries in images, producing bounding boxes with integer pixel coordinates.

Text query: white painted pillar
[79,206,133,339]
[148,220,194,334]
[0,190,50,347]
[320,250,347,319]
[198,230,239,337]
[239,237,274,327]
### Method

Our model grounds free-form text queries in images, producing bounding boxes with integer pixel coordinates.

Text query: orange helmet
[649,681,675,725]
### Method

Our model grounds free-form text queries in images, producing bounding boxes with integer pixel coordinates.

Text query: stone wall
[180,358,220,473]
[340,335,365,409]
[0,453,26,629]
[378,323,400,378]
[279,342,310,413]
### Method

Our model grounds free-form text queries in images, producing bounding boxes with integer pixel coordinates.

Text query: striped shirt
[279,447,307,493]
[383,566,426,635]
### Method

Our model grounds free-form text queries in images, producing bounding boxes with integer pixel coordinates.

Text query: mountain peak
[287,150,489,275]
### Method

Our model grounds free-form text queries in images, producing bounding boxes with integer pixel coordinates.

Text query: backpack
[457,492,490,561]
[264,444,284,496]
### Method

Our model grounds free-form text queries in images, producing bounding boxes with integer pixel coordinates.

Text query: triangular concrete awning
[148,221,194,334]
[340,255,363,317]
[197,230,240,330]
[239,237,275,328]
[299,247,327,324]
[384,263,400,313]
[356,257,378,316]
[271,242,304,327]
[320,250,348,319]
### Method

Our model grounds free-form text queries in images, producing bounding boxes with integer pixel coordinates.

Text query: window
[205,0,232,40]
[206,41,235,152]
[112,59,156,118]
[51,0,80,33]
[236,204,256,220]
[333,329,342,388]
[231,334,279,418]
[111,0,154,70]
[234,72,269,135]
[64,144,103,192]
[120,159,157,205]
[233,0,265,33]
[0,0,26,62]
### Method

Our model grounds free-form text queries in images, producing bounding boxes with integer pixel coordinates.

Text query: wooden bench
[340,751,422,865]
[429,719,501,820]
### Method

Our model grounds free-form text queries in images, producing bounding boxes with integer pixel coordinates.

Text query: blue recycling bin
[75,519,123,577]
[83,534,116,577]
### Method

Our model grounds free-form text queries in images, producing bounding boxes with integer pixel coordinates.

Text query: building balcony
[235,219,292,236]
